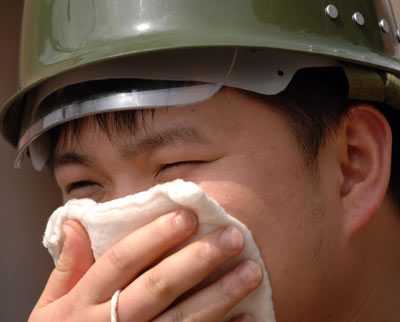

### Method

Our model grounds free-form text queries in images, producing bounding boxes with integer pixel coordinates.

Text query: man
[1,1,399,321]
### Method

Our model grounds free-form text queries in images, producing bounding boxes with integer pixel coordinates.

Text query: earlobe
[339,104,392,237]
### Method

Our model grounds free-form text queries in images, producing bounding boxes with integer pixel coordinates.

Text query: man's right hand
[28,210,262,322]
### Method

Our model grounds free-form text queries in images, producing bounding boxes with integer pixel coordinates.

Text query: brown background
[0,1,61,321]
[3,1,400,321]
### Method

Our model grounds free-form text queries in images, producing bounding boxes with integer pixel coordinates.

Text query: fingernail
[174,210,197,232]
[238,260,262,286]
[62,222,73,245]
[219,227,244,251]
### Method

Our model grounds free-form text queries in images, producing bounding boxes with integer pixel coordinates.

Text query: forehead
[54,88,251,146]
[51,86,292,171]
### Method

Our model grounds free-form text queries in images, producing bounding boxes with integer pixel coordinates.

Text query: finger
[116,226,244,322]
[35,220,94,308]
[77,210,198,303]
[154,260,262,322]
[232,315,255,322]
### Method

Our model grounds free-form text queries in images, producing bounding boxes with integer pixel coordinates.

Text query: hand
[28,210,262,322]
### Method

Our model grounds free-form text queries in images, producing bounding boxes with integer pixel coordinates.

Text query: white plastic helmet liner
[30,134,52,171]
[19,83,223,170]
[225,48,338,95]
[16,47,338,170]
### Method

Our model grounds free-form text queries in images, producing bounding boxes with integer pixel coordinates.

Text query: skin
[29,87,400,321]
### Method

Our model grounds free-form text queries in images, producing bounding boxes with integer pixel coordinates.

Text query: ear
[338,103,392,237]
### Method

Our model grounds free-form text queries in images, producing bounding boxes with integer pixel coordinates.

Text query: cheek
[196,159,334,317]
[196,165,322,263]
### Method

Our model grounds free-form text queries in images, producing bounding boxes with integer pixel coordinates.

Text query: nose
[109,174,157,200]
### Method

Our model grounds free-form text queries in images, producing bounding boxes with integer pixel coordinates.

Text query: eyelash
[66,161,201,192]
[67,180,96,193]
[159,160,202,172]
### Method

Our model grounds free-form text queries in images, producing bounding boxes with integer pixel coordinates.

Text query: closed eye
[67,180,97,193]
[158,160,204,173]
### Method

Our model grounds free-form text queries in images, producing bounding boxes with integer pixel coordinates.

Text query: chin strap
[342,63,400,110]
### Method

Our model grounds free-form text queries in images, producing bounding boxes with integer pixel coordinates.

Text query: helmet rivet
[352,12,365,26]
[379,19,390,33]
[396,30,400,42]
[325,5,339,19]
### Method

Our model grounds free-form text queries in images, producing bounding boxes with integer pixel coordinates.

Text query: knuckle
[217,276,238,303]
[171,307,197,322]
[197,240,216,263]
[55,254,72,273]
[147,214,176,244]
[145,270,174,299]
[170,306,186,322]
[153,215,171,238]
[107,245,131,272]
[55,257,88,277]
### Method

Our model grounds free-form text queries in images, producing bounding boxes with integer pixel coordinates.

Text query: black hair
[258,67,400,210]
[48,67,400,210]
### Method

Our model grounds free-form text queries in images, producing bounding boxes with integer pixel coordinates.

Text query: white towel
[43,180,276,321]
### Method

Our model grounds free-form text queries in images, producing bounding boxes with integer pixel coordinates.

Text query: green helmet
[2,0,400,170]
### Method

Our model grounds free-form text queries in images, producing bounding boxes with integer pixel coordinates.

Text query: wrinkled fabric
[43,180,276,321]
[342,63,400,110]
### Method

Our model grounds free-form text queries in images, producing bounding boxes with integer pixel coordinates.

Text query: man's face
[53,87,348,321]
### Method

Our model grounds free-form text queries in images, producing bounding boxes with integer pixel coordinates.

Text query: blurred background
[0,1,61,321]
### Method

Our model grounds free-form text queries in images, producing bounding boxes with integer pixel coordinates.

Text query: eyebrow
[52,152,92,169]
[119,125,209,160]
[52,125,209,169]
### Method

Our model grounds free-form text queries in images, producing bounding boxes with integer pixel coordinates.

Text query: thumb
[36,220,95,307]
